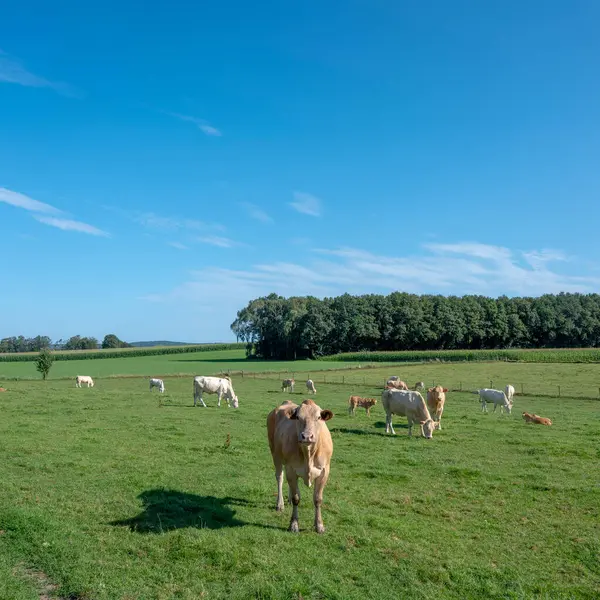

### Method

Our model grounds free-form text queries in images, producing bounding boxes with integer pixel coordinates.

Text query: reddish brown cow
[348,395,377,416]
[267,399,334,533]
[426,386,448,430]
[522,412,552,426]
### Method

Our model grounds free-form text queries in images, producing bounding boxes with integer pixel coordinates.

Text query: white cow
[281,378,295,393]
[306,379,317,394]
[479,388,512,414]
[75,376,94,388]
[193,376,238,408]
[505,384,515,403]
[150,378,165,393]
[381,388,436,438]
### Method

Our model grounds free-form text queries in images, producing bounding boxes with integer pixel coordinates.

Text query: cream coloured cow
[75,376,94,388]
[427,385,448,430]
[281,378,295,393]
[414,381,425,391]
[193,376,238,408]
[306,379,317,394]
[479,388,512,414]
[149,378,165,393]
[267,399,334,534]
[386,379,409,390]
[381,388,435,438]
[505,384,515,403]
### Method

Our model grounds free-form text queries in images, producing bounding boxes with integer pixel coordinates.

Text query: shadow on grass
[330,420,407,437]
[110,489,283,533]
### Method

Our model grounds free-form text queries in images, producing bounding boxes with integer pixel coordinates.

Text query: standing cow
[505,384,515,403]
[281,378,295,393]
[381,388,435,438]
[149,378,165,393]
[427,386,448,430]
[348,396,377,417]
[193,376,239,408]
[386,379,409,390]
[267,399,334,533]
[306,379,317,394]
[75,376,94,388]
[479,388,512,414]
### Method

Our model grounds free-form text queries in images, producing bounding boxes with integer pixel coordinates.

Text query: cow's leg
[493,403,498,413]
[274,457,285,512]
[407,417,413,437]
[197,391,207,408]
[286,466,301,532]
[386,412,396,435]
[366,406,371,417]
[313,465,329,534]
[437,408,443,430]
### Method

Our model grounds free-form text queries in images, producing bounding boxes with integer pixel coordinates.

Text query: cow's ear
[288,407,299,420]
[443,388,448,392]
[321,410,333,421]
[428,388,433,392]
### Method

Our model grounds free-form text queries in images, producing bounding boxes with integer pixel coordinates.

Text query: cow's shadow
[330,420,408,437]
[110,489,255,533]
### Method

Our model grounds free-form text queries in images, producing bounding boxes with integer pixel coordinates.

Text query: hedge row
[0,343,245,363]
[320,348,600,364]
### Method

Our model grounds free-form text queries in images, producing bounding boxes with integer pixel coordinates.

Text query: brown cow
[427,385,448,430]
[386,379,409,390]
[522,412,552,426]
[348,395,377,416]
[267,399,334,534]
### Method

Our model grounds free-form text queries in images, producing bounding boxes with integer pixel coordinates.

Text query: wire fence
[218,369,600,401]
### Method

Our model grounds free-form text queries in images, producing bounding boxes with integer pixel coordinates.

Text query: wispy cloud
[164,111,222,137]
[142,242,600,308]
[289,191,322,217]
[134,212,225,233]
[196,235,240,248]
[33,216,109,237]
[0,50,82,98]
[238,202,273,223]
[0,187,62,214]
[1,187,108,236]
[168,241,189,250]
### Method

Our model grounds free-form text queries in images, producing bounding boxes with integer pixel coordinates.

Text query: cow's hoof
[315,524,325,534]
[276,504,284,512]
[288,521,299,533]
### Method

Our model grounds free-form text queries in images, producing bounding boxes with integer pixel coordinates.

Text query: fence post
[521,383,524,395]
[242,371,244,378]
[342,376,345,384]
[324,375,327,384]
[363,376,366,385]
[558,385,561,397]
[490,380,493,389]
[460,382,462,391]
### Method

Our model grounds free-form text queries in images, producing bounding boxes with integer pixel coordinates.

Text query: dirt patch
[14,564,61,599]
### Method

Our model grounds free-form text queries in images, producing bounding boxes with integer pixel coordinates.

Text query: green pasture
[0,349,358,381]
[0,366,599,599]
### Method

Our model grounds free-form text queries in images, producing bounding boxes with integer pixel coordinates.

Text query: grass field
[0,363,599,599]
[0,349,359,381]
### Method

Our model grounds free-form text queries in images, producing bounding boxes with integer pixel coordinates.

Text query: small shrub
[35,349,54,380]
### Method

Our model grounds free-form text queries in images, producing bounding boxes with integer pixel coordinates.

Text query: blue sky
[2,0,600,342]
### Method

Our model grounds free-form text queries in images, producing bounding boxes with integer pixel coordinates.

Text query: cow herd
[70,371,553,534]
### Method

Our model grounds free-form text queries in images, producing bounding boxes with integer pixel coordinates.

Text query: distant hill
[129,341,196,347]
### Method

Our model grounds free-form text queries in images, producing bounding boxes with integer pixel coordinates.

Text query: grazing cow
[479,388,512,414]
[381,389,435,438]
[193,376,239,408]
[505,384,515,403]
[282,378,295,393]
[522,412,552,426]
[306,379,317,394]
[414,381,425,391]
[75,376,94,388]
[267,399,334,533]
[388,376,400,381]
[427,386,448,430]
[348,395,377,417]
[149,378,165,393]
[386,379,409,390]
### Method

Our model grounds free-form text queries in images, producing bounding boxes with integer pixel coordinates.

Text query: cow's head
[288,399,333,445]
[421,418,435,439]
[231,394,239,408]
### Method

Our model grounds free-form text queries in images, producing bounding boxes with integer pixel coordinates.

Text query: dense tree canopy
[231,292,600,359]
[102,334,131,349]
[0,336,51,353]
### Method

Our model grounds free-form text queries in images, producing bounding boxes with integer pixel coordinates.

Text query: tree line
[0,334,131,353]
[231,292,600,360]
